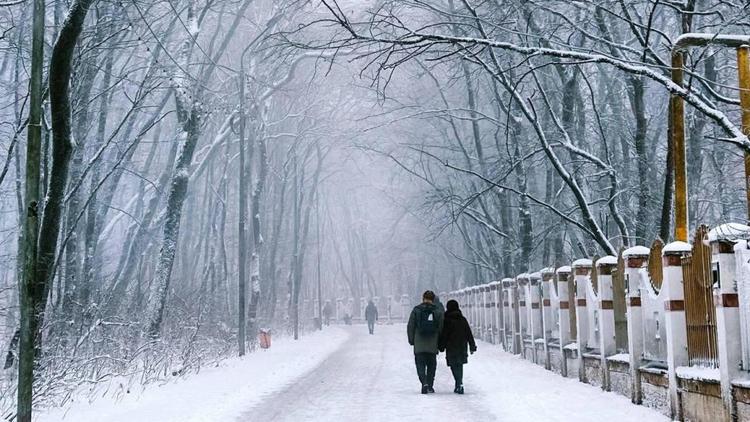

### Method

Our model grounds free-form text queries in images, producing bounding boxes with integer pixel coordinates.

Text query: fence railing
[682,225,719,368]
[437,223,750,419]
[443,224,741,371]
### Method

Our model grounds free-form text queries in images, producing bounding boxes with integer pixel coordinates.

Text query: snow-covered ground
[242,324,668,421]
[36,327,350,422]
[38,324,668,421]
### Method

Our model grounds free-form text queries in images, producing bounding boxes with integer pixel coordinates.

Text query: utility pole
[738,46,750,222]
[17,0,45,420]
[668,34,750,240]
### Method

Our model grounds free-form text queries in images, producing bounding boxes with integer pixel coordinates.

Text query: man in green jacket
[407,290,444,394]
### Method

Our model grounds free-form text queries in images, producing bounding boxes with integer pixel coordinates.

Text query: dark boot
[421,384,429,394]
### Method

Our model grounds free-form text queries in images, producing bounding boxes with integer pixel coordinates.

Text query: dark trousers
[367,320,375,334]
[414,353,437,386]
[450,364,464,387]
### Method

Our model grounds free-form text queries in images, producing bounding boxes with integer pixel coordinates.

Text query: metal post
[671,51,689,242]
[738,46,750,221]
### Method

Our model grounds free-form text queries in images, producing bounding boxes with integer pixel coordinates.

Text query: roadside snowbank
[36,327,349,422]
[471,344,668,421]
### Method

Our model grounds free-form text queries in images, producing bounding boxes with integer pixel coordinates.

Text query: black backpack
[416,305,437,336]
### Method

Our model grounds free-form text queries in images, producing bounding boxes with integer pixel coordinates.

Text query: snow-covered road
[239,323,491,421]
[241,324,669,422]
[37,323,669,421]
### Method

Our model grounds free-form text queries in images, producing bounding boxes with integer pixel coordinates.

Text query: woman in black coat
[438,299,477,394]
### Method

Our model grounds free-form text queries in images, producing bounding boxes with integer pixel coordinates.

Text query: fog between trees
[0,0,748,418]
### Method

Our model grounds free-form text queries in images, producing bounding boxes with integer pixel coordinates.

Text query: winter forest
[0,0,749,420]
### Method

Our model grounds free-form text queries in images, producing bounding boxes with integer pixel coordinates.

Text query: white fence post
[517,274,531,360]
[556,266,574,377]
[530,272,544,365]
[597,255,618,391]
[662,241,691,421]
[504,278,522,354]
[491,281,502,345]
[573,259,593,382]
[624,246,650,404]
[710,224,749,418]
[541,268,557,371]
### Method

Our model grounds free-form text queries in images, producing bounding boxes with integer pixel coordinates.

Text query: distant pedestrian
[438,300,477,395]
[365,300,378,334]
[407,290,444,394]
[322,301,333,326]
[434,295,446,314]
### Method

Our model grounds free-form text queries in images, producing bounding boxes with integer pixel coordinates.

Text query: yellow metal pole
[738,46,750,222]
[672,51,688,242]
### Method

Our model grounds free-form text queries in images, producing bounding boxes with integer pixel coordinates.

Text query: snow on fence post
[624,245,650,404]
[737,239,750,373]
[483,285,492,342]
[556,266,575,377]
[573,258,593,383]
[596,255,618,391]
[481,284,489,342]
[476,286,483,339]
[541,268,558,371]
[466,287,474,335]
[517,273,532,360]
[710,224,750,417]
[503,278,521,354]
[477,284,487,341]
[485,285,493,342]
[501,279,513,352]
[662,240,692,420]
[471,286,482,339]
[491,281,502,345]
[475,285,483,339]
[529,272,544,366]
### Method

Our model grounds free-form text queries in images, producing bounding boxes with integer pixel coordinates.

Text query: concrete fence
[446,223,750,422]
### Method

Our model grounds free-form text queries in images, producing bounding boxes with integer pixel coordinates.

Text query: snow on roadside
[36,327,350,422]
[470,342,669,421]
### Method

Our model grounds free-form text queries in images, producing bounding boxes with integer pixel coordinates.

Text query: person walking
[434,294,446,314]
[438,299,477,394]
[322,301,333,326]
[365,300,378,334]
[407,290,444,394]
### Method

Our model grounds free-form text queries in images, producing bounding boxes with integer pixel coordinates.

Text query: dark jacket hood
[445,309,463,319]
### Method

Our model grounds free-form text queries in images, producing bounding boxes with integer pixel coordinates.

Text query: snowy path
[241,324,669,422]
[239,324,491,421]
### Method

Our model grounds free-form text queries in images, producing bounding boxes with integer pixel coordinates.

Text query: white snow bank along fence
[446,223,750,422]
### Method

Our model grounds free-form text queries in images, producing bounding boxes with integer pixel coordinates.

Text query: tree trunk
[18,1,96,420]
[17,0,45,418]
